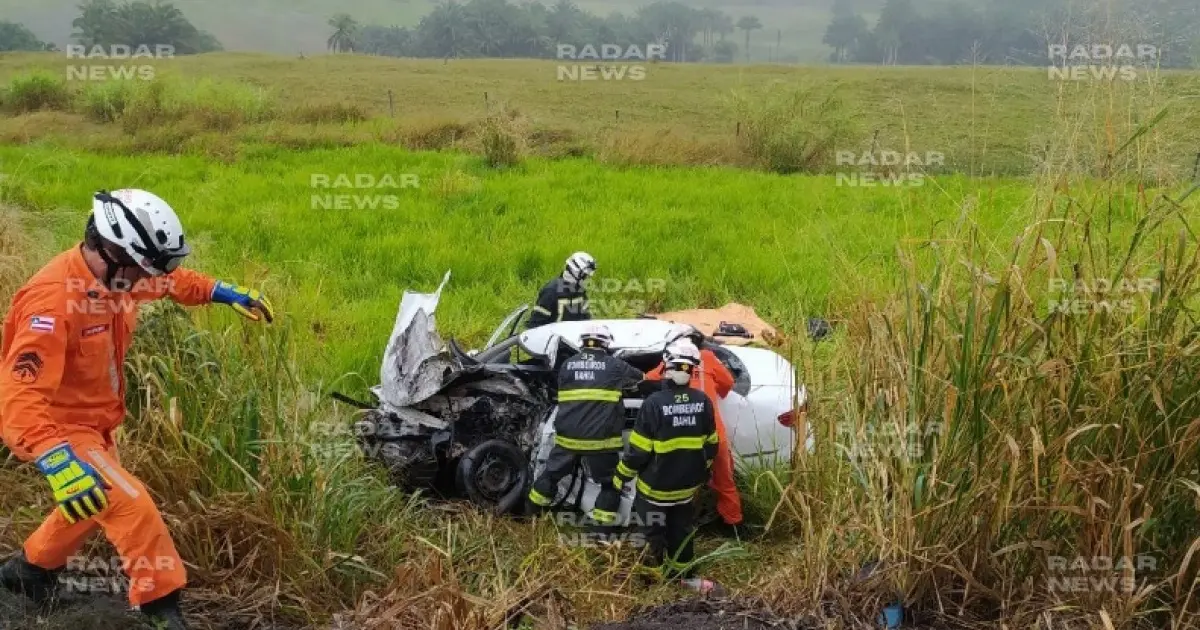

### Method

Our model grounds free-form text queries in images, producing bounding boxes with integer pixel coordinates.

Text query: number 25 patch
[11,352,43,384]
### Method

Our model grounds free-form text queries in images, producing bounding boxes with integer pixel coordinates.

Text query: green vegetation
[1,54,1198,180]
[0,20,54,52]
[0,32,1199,630]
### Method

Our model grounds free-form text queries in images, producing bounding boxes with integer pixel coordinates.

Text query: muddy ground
[587,597,965,630]
[2,587,957,630]
[0,584,305,630]
[588,598,812,630]
[0,586,154,630]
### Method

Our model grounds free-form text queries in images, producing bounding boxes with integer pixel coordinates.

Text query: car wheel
[456,439,530,515]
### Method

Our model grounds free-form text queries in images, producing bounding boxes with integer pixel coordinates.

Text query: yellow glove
[36,443,110,524]
[212,281,275,323]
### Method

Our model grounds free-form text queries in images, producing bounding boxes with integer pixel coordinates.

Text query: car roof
[518,319,682,356]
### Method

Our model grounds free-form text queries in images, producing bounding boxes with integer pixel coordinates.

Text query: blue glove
[212,281,275,323]
[36,443,110,524]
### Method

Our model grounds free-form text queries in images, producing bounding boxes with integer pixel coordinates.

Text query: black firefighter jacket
[615,383,718,504]
[553,348,644,451]
[527,278,591,329]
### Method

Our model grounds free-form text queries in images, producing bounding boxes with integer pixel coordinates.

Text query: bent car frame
[348,272,811,522]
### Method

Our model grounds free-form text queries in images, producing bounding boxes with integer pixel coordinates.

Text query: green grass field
[1,52,1199,629]
[0,143,1045,385]
[2,52,1199,178]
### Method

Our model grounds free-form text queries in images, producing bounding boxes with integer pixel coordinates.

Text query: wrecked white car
[348,272,811,520]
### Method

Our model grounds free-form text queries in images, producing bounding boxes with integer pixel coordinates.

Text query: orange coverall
[646,348,742,525]
[0,245,216,607]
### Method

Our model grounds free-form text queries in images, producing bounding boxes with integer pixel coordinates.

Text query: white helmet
[668,323,703,345]
[91,189,190,276]
[579,323,613,349]
[664,339,701,368]
[663,339,700,386]
[563,252,597,284]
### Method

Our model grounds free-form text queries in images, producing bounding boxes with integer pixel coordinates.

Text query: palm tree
[736,15,762,62]
[716,14,734,42]
[72,0,118,48]
[327,13,359,53]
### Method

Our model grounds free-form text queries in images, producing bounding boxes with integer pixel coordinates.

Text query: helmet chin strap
[94,244,139,291]
[96,245,121,289]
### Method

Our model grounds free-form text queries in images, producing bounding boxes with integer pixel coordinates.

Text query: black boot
[522,498,547,520]
[0,551,61,606]
[140,589,189,630]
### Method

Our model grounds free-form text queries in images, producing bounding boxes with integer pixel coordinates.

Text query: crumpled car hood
[371,270,456,412]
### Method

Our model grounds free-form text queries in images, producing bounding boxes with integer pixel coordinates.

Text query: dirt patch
[0,587,153,630]
[588,598,815,630]
[0,583,309,630]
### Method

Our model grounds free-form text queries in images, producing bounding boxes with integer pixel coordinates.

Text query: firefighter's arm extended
[0,286,71,461]
[615,402,655,489]
[132,268,274,323]
[707,350,735,399]
[644,362,665,382]
[619,360,645,391]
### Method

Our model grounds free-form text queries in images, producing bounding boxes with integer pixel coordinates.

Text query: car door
[483,305,529,352]
[708,346,794,465]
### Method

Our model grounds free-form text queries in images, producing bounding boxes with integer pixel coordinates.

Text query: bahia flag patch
[30,316,56,333]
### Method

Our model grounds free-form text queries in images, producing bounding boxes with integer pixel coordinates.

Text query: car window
[705,344,751,396]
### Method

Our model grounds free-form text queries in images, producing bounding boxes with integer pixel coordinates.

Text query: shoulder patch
[11,352,44,384]
[29,316,56,334]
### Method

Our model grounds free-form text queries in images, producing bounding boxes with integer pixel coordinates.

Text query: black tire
[456,439,530,515]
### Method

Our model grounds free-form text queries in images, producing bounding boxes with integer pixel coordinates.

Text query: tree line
[330,0,762,63]
[2,0,1196,69]
[1,0,221,54]
[823,0,1199,68]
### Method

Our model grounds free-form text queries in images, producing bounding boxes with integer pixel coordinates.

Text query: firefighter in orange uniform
[645,324,743,532]
[0,190,274,629]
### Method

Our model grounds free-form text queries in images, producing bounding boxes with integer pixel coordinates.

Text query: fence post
[736,121,740,136]
[388,90,395,118]
[615,109,619,122]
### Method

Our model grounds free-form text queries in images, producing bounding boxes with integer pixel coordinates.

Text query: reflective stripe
[557,297,586,319]
[528,488,553,506]
[88,449,139,499]
[558,389,621,402]
[628,431,652,452]
[591,508,617,524]
[554,435,624,451]
[706,431,719,444]
[533,306,552,316]
[653,436,707,453]
[616,460,636,478]
[636,479,700,503]
[612,475,625,490]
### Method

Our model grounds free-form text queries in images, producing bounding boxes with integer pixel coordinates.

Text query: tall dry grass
[746,60,1200,629]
